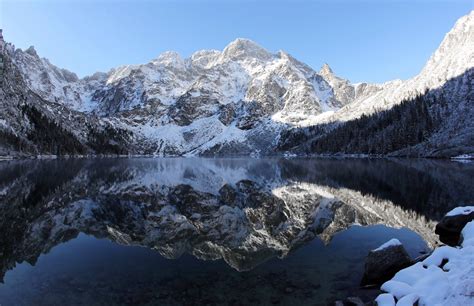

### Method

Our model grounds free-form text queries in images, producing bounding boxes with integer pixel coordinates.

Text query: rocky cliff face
[1,11,473,157]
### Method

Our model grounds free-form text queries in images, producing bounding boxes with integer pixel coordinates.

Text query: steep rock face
[319,64,356,106]
[92,39,348,125]
[318,63,386,116]
[11,46,104,111]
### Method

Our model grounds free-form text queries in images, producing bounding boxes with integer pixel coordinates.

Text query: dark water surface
[0,158,473,305]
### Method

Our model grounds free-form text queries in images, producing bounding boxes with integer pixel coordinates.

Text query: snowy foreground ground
[376,208,474,306]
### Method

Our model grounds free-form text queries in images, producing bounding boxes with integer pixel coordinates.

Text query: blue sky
[1,0,472,83]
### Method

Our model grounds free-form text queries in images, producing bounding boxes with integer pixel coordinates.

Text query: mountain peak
[153,51,185,68]
[226,38,261,49]
[156,51,182,61]
[25,46,38,57]
[222,38,273,61]
[319,63,333,76]
[420,10,474,82]
[445,10,474,42]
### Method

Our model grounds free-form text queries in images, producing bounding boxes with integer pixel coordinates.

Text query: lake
[0,158,473,305]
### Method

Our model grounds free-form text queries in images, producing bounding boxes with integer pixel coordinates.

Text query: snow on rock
[373,238,402,251]
[381,281,415,300]
[446,206,474,217]
[362,238,412,286]
[395,293,420,306]
[436,205,474,246]
[376,219,474,306]
[10,46,104,111]
[461,221,474,245]
[11,36,353,123]
[276,11,474,158]
[375,293,396,306]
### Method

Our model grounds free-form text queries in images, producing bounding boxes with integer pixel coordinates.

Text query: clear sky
[0,0,472,83]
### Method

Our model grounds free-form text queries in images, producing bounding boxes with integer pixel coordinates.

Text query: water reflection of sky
[0,225,428,306]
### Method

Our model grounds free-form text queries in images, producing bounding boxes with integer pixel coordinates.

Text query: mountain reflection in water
[0,158,473,305]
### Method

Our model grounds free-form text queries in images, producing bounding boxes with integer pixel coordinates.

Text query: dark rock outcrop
[435,211,474,246]
[218,103,235,126]
[361,242,412,286]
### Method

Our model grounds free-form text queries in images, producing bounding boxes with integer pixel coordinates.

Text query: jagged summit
[190,49,221,69]
[25,46,38,57]
[420,9,474,82]
[319,63,334,76]
[222,38,273,61]
[225,38,264,50]
[153,50,186,69]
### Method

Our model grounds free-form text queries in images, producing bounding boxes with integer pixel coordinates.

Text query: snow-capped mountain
[318,11,474,125]
[2,37,358,156]
[10,46,105,111]
[0,11,473,157]
[13,38,351,119]
[278,11,474,157]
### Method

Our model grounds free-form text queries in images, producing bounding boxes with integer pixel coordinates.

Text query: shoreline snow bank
[376,220,474,305]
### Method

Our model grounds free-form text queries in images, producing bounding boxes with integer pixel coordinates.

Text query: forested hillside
[278,68,474,157]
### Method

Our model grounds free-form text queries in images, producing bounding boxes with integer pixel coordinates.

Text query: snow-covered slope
[11,46,105,112]
[1,11,473,157]
[278,10,474,157]
[315,10,474,124]
[0,43,134,157]
[5,37,364,156]
[12,38,353,120]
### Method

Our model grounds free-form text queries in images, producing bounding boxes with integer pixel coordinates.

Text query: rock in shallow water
[360,240,412,286]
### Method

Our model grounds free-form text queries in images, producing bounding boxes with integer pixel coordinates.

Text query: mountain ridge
[0,11,473,157]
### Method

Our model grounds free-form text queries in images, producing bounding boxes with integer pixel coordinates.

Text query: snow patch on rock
[446,206,474,217]
[373,238,402,252]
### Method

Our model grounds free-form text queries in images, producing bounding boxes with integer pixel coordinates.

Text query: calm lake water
[0,158,473,306]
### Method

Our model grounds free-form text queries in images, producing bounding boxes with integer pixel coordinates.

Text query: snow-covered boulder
[361,239,412,286]
[435,206,474,246]
[376,219,474,305]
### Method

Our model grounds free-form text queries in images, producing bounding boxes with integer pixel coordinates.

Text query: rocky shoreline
[335,206,474,306]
